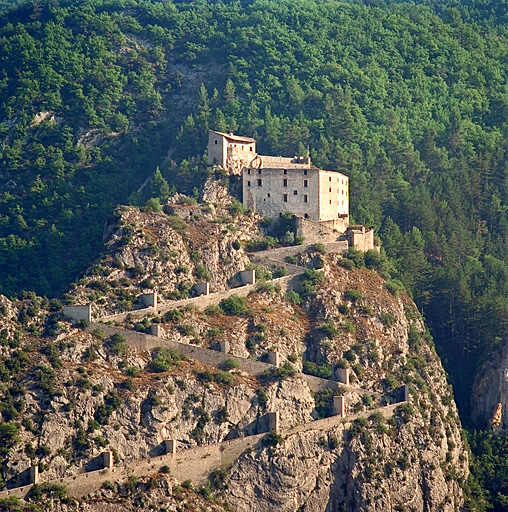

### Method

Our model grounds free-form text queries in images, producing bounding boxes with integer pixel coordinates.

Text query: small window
[329,188,332,192]
[304,213,309,219]
[284,194,288,203]
[304,170,308,175]
[267,193,270,197]
[284,169,287,175]
[214,140,218,145]
[346,191,348,196]
[304,195,308,203]
[247,181,251,187]
[248,169,251,175]
[283,179,288,187]
[342,190,344,194]
[242,145,244,150]
[294,190,298,195]
[258,169,262,174]
[329,200,332,204]
[250,147,253,151]
[329,177,332,181]
[257,179,262,186]
[304,180,308,187]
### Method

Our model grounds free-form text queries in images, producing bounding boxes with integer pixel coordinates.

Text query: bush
[232,240,242,250]
[344,288,362,303]
[311,242,327,254]
[194,264,211,281]
[164,309,182,322]
[107,333,128,356]
[286,290,302,305]
[303,361,332,379]
[364,249,382,270]
[264,431,284,447]
[223,358,240,370]
[228,199,246,217]
[385,279,405,297]
[317,323,340,338]
[273,266,288,278]
[380,311,396,328]
[300,269,325,296]
[149,347,182,372]
[220,295,248,315]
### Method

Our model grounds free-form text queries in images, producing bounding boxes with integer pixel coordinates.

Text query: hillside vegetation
[2,0,508,506]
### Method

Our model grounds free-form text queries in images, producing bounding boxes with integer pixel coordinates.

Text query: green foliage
[286,290,303,305]
[385,279,405,297]
[344,288,362,303]
[264,431,284,447]
[303,361,333,379]
[313,387,335,418]
[220,295,248,315]
[300,269,325,296]
[149,347,182,373]
[379,311,396,328]
[106,333,128,357]
[223,358,240,371]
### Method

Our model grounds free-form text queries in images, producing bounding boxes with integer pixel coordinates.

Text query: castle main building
[208,130,349,225]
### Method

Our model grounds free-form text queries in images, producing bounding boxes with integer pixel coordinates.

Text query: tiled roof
[210,130,256,143]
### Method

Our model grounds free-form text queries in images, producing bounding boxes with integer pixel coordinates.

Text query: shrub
[317,323,340,338]
[286,290,302,305]
[0,422,20,447]
[303,361,332,379]
[311,242,327,254]
[228,199,246,217]
[256,387,268,406]
[313,387,334,418]
[264,431,284,447]
[385,279,405,297]
[232,240,242,250]
[273,266,288,278]
[339,258,355,270]
[149,347,182,372]
[364,249,382,270]
[220,295,248,315]
[380,311,396,328]
[107,333,128,357]
[223,358,240,370]
[102,480,115,490]
[194,264,211,281]
[300,268,325,296]
[164,309,182,322]
[344,288,362,303]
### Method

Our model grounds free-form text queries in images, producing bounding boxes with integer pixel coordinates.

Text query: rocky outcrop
[0,204,468,512]
[471,341,508,428]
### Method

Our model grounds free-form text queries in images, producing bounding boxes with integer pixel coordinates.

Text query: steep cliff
[0,201,468,511]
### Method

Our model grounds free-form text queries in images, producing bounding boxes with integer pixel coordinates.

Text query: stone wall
[295,217,348,244]
[86,323,340,393]
[63,305,92,323]
[0,404,401,501]
[100,275,298,323]
[249,241,349,263]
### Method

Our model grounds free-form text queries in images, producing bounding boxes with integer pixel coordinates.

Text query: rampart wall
[86,323,340,393]
[0,404,401,501]
[100,274,298,323]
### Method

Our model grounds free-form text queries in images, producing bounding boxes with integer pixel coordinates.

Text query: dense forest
[2,0,508,507]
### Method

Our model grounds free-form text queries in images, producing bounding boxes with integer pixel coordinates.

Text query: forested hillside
[2,0,508,465]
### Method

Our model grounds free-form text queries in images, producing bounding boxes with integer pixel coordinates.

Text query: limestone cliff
[471,341,508,429]
[0,196,468,511]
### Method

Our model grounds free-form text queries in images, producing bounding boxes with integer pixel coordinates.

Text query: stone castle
[208,130,375,249]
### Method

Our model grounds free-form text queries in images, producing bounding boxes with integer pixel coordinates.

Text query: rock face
[472,342,508,428]
[0,198,468,511]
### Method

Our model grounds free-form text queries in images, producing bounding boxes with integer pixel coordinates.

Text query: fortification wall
[295,217,348,244]
[250,241,348,263]
[86,323,340,394]
[0,403,401,501]
[100,274,297,323]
